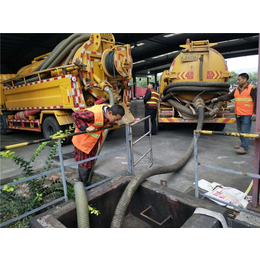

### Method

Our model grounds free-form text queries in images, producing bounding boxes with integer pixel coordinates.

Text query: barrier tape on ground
[159,118,236,123]
[0,124,126,151]
[195,130,260,139]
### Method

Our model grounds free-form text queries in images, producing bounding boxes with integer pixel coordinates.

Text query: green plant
[88,205,100,216]
[2,185,14,192]
[0,125,100,228]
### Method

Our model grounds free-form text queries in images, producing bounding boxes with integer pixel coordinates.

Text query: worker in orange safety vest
[72,104,125,186]
[211,73,257,154]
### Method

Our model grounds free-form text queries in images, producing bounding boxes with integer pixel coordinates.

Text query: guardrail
[193,130,260,218]
[0,117,152,227]
[127,116,153,174]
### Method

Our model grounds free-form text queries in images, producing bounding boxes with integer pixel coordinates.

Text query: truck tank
[0,33,133,139]
[159,39,234,130]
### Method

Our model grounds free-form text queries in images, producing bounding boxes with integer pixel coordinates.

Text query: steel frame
[0,119,153,227]
[194,130,260,217]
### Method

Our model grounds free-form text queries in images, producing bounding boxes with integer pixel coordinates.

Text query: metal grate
[53,152,74,162]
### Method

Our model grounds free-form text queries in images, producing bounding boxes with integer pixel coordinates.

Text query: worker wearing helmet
[72,104,125,186]
[144,82,160,135]
[211,73,257,154]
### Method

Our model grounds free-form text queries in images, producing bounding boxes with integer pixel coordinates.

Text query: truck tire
[0,114,8,135]
[203,123,226,131]
[42,116,61,146]
[215,123,226,131]
[42,116,72,145]
[158,122,166,130]
[0,113,15,135]
[60,124,73,145]
[42,116,60,139]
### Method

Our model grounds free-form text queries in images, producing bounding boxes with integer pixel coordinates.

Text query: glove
[251,114,256,121]
[211,97,218,103]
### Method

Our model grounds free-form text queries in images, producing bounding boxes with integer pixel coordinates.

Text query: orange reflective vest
[234,84,254,116]
[146,89,160,107]
[72,105,110,154]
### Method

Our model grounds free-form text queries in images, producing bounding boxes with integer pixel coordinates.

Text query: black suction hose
[13,33,89,86]
[162,86,229,94]
[166,98,223,118]
[46,34,91,69]
[105,50,119,76]
[13,34,82,85]
[62,42,85,75]
[40,33,84,70]
[111,106,205,228]
[163,82,230,96]
[161,81,229,118]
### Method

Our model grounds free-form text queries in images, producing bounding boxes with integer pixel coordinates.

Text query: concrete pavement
[0,99,257,197]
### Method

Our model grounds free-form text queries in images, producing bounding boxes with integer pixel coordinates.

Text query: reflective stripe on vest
[234,84,254,116]
[147,89,160,107]
[72,104,110,154]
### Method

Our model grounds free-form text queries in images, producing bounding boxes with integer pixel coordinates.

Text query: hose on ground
[110,106,205,228]
[74,182,90,228]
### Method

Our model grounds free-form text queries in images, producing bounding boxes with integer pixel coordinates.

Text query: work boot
[234,144,241,149]
[78,166,91,186]
[235,147,247,154]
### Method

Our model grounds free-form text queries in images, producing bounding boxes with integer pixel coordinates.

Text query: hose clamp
[193,97,205,109]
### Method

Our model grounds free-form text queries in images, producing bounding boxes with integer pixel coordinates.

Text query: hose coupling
[209,106,220,116]
[193,97,205,110]
[73,58,88,71]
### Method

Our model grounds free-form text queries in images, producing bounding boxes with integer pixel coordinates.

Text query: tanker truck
[0,33,132,139]
[158,39,235,131]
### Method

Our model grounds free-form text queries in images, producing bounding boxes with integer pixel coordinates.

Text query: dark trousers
[144,107,157,135]
[78,165,91,187]
[236,115,252,150]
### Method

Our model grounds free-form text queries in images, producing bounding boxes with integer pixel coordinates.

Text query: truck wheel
[215,123,226,131]
[60,124,73,145]
[0,113,15,135]
[42,116,60,139]
[42,116,61,146]
[0,114,7,135]
[42,116,72,146]
[158,122,166,130]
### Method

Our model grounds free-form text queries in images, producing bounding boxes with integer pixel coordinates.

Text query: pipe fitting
[209,102,222,116]
[193,97,205,110]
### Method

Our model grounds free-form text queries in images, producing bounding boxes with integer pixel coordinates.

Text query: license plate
[180,52,198,62]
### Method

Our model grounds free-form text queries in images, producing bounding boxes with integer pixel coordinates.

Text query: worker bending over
[72,104,125,186]
[211,73,257,154]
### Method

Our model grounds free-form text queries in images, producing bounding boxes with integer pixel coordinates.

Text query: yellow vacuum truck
[159,39,235,130]
[0,33,132,138]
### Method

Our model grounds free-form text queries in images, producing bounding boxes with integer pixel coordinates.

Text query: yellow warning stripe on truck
[159,117,236,123]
